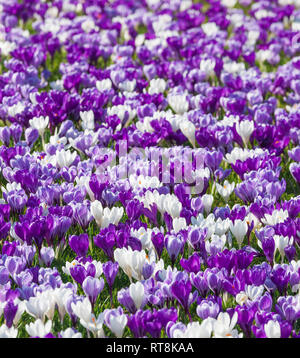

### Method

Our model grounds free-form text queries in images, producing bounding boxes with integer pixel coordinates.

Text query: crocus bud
[25,127,39,147]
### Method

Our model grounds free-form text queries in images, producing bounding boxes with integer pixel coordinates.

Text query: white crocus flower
[114,247,148,281]
[0,324,18,338]
[90,200,103,227]
[55,149,77,168]
[173,320,213,338]
[101,207,124,228]
[29,115,49,148]
[274,235,293,263]
[25,296,50,322]
[129,174,161,190]
[173,217,187,234]
[105,310,128,338]
[163,195,182,218]
[62,259,80,276]
[26,319,52,338]
[225,147,265,165]
[202,194,214,214]
[213,312,242,338]
[38,290,56,321]
[59,328,82,338]
[202,22,219,37]
[80,110,95,131]
[118,79,136,92]
[168,95,189,114]
[214,218,231,236]
[71,297,104,336]
[264,320,281,338]
[0,41,16,57]
[129,281,145,310]
[216,181,235,202]
[221,0,237,7]
[200,58,216,77]
[49,132,67,146]
[261,209,289,226]
[236,120,254,147]
[81,18,97,33]
[53,287,74,323]
[148,78,166,94]
[230,219,248,249]
[179,120,196,148]
[29,116,49,136]
[96,79,112,92]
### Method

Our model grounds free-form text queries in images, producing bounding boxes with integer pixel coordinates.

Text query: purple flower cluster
[0,0,299,339]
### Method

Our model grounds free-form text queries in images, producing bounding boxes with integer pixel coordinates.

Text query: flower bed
[0,0,300,339]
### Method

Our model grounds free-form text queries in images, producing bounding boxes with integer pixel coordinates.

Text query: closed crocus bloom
[179,120,196,148]
[148,78,166,94]
[59,328,82,338]
[118,79,136,92]
[264,320,281,338]
[0,266,9,285]
[165,235,183,265]
[80,110,95,131]
[173,217,187,233]
[163,195,182,219]
[0,126,11,146]
[82,276,104,307]
[29,116,49,137]
[274,235,293,263]
[25,127,39,147]
[101,207,124,228]
[71,297,93,325]
[25,295,49,322]
[114,247,147,281]
[236,120,254,147]
[55,149,77,168]
[90,200,103,227]
[25,319,52,338]
[196,301,220,320]
[104,308,128,338]
[200,58,215,78]
[96,78,112,92]
[129,281,145,310]
[168,94,189,114]
[202,194,213,214]
[0,324,18,338]
[39,246,55,267]
[69,234,89,257]
[230,219,248,249]
[172,320,213,338]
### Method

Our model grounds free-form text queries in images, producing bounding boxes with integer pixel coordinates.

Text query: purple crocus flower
[39,247,55,267]
[151,231,165,259]
[69,234,89,257]
[0,267,10,285]
[180,253,202,274]
[196,299,220,320]
[170,277,197,320]
[82,276,104,308]
[3,300,18,328]
[165,234,184,266]
[118,288,137,314]
[70,265,87,286]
